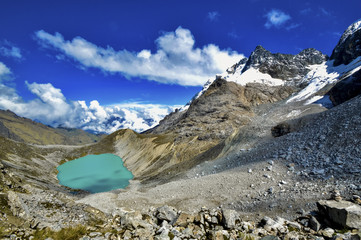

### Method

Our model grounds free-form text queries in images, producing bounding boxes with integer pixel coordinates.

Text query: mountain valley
[0,20,361,239]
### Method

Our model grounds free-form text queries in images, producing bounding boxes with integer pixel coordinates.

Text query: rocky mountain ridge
[242,46,327,83]
[142,40,331,179]
[104,19,361,186]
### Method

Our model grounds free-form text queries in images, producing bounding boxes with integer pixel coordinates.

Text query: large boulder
[156,205,178,223]
[260,216,287,233]
[317,200,361,229]
[221,209,240,229]
[173,212,194,227]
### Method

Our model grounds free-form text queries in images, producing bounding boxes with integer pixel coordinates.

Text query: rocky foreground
[0,193,360,240]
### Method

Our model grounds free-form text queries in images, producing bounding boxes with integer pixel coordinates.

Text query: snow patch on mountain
[224,67,285,86]
[287,62,338,102]
[288,56,361,103]
[336,55,361,79]
[179,59,249,112]
[180,78,214,112]
[179,57,287,111]
[219,55,287,87]
[304,95,333,108]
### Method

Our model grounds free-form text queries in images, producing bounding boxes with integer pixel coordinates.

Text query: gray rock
[79,237,90,240]
[309,216,321,232]
[122,230,133,240]
[260,236,281,240]
[287,221,302,231]
[221,209,239,229]
[261,216,287,233]
[134,227,154,239]
[7,191,31,219]
[156,228,170,240]
[89,232,102,237]
[209,230,230,240]
[285,231,303,240]
[173,212,194,227]
[156,205,178,223]
[320,228,335,238]
[211,216,218,224]
[317,200,361,229]
[120,210,143,229]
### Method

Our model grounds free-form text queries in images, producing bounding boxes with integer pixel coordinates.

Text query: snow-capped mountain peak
[339,19,361,45]
[331,19,361,66]
[183,46,327,107]
[178,19,361,114]
[287,55,361,104]
[180,57,249,111]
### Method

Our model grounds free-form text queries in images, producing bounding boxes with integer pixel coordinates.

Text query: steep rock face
[142,77,294,181]
[242,46,328,83]
[149,46,327,141]
[330,20,361,66]
[226,57,248,74]
[329,68,361,105]
[145,46,326,173]
[145,109,185,136]
[324,20,361,105]
[0,121,22,142]
[150,78,294,142]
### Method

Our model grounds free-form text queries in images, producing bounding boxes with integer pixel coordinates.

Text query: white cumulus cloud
[264,9,291,29]
[0,81,178,134]
[34,27,244,86]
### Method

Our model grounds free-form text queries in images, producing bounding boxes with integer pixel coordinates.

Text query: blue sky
[0,0,360,133]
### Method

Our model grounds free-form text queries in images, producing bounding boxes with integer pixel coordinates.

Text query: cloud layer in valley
[35,27,244,86]
[0,76,178,134]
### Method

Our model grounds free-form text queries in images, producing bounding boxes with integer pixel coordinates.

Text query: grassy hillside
[0,110,104,145]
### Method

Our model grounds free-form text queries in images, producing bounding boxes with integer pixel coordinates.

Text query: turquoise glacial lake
[57,153,133,193]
